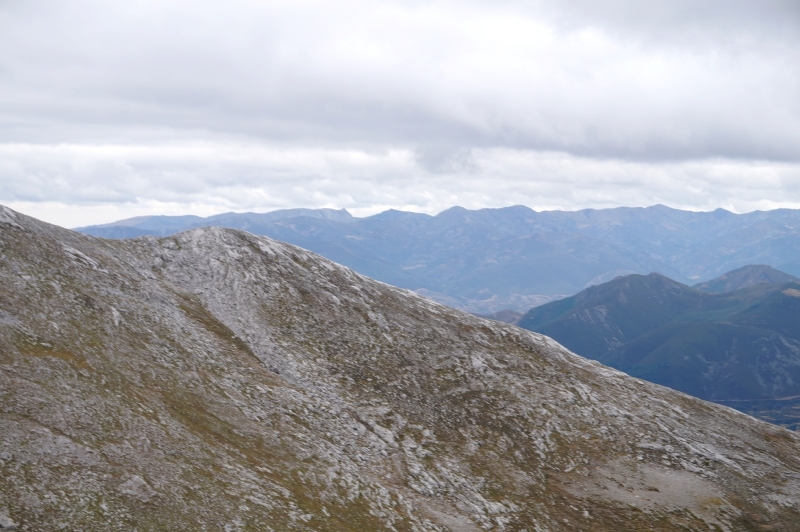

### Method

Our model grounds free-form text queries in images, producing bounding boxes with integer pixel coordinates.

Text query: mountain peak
[694,264,800,293]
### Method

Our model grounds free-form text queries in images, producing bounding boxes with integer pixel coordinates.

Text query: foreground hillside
[78,204,800,314]
[3,206,800,530]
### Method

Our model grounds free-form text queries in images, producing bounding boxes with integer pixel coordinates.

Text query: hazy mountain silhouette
[78,204,800,314]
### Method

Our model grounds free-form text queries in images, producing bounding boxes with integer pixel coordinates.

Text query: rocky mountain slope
[3,206,800,530]
[516,272,800,428]
[77,204,800,314]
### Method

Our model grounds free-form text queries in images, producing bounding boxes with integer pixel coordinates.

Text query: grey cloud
[0,0,797,160]
[530,0,800,43]
[4,142,800,214]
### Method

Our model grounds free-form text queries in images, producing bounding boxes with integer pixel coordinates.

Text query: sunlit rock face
[2,205,800,531]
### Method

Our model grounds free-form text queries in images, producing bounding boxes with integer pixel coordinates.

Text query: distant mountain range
[77,208,355,239]
[516,265,800,428]
[77,204,800,314]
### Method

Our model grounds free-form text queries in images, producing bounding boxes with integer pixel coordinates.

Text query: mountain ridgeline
[77,204,800,314]
[4,206,800,530]
[692,264,800,293]
[516,266,800,428]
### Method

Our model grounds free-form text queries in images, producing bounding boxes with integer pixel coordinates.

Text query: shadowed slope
[517,271,800,430]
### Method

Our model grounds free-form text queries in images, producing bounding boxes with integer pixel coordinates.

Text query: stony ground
[1,205,800,531]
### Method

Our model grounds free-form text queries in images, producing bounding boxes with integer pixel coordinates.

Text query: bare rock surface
[0,512,18,530]
[2,206,800,530]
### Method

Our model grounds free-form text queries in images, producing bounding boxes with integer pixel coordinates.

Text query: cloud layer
[1,0,799,226]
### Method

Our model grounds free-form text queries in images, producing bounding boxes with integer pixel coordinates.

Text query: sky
[1,0,800,227]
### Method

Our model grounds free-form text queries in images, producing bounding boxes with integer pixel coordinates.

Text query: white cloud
[5,142,800,227]
[0,0,799,226]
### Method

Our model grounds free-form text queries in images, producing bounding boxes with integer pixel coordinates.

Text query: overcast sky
[1,0,800,227]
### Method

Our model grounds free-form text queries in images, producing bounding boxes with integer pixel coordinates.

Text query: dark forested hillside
[517,269,800,428]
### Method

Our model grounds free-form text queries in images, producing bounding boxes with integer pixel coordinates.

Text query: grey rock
[0,513,18,530]
[117,475,156,502]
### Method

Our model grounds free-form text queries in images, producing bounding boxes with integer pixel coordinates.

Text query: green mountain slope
[727,286,800,341]
[609,322,800,401]
[517,273,705,362]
